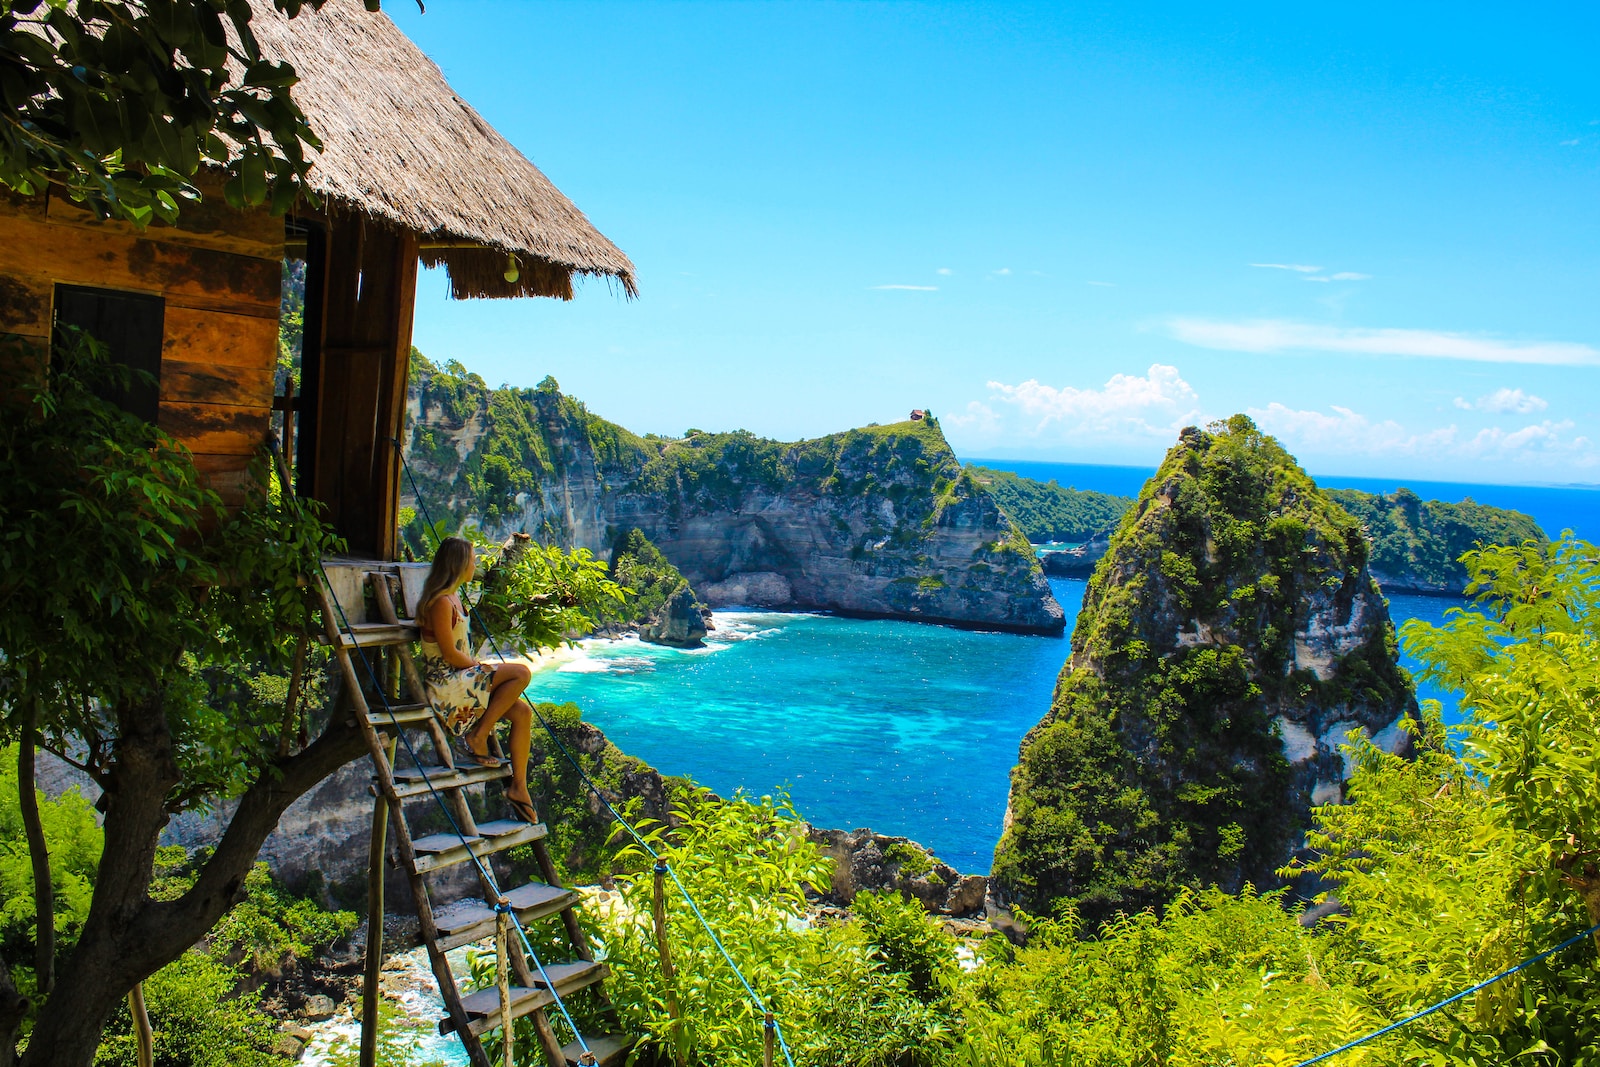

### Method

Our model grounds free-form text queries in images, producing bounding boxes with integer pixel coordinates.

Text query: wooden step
[321,622,419,649]
[365,702,433,728]
[412,821,548,875]
[411,832,481,854]
[441,960,609,1037]
[379,763,510,799]
[433,881,582,951]
[562,1034,635,1067]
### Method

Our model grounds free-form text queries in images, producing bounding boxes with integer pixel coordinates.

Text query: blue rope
[397,443,802,1067]
[316,561,594,1060]
[1292,921,1600,1067]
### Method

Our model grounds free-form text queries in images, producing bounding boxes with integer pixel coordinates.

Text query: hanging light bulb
[503,254,520,283]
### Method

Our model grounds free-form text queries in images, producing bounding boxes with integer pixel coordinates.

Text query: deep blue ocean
[524,466,1599,875]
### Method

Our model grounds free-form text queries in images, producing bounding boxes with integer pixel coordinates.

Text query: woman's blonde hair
[416,536,475,620]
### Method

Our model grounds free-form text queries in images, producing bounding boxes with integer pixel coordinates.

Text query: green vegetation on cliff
[604,528,702,627]
[992,417,1414,923]
[406,352,650,535]
[1327,486,1548,592]
[967,465,1132,543]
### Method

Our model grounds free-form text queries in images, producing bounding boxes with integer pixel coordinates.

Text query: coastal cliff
[403,355,1062,634]
[991,417,1416,922]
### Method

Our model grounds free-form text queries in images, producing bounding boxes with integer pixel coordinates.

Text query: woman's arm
[427,597,479,669]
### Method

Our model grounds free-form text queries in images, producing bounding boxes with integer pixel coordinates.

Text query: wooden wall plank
[0,273,51,335]
[162,305,280,370]
[0,214,280,316]
[158,400,269,455]
[45,185,284,261]
[162,358,275,410]
[0,190,45,220]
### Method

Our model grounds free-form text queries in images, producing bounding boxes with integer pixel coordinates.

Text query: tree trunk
[17,708,54,994]
[16,697,367,1067]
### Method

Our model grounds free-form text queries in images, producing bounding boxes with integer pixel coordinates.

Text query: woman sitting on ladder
[416,536,538,824]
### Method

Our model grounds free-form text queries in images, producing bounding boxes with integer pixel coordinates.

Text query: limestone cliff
[990,417,1416,923]
[402,355,1062,634]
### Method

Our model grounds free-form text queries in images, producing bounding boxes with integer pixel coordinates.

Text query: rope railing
[1292,920,1600,1067]
[396,441,801,1067]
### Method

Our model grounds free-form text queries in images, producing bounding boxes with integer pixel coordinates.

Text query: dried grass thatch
[250,0,636,300]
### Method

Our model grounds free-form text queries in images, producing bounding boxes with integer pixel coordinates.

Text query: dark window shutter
[52,285,165,423]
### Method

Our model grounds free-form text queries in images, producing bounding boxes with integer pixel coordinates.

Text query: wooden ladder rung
[365,702,433,728]
[411,821,549,874]
[321,622,419,648]
[561,1034,636,1067]
[380,763,510,798]
[433,881,582,951]
[442,961,609,1037]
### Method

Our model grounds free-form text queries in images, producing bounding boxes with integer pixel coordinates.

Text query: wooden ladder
[312,559,633,1067]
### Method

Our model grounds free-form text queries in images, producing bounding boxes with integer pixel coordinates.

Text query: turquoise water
[528,580,1085,874]
[527,580,1469,874]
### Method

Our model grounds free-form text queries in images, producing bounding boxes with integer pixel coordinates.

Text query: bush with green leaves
[593,788,950,1066]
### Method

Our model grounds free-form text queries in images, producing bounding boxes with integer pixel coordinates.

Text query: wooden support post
[129,983,153,1067]
[529,1007,566,1067]
[532,840,592,962]
[763,1012,775,1067]
[651,863,687,1066]
[360,734,397,1067]
[496,911,514,1067]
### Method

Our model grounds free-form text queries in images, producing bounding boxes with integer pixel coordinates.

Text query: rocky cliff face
[402,358,1062,634]
[990,417,1416,924]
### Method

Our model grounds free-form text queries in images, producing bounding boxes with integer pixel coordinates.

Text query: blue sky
[388,2,1600,485]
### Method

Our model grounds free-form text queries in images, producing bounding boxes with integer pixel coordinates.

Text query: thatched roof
[250,0,636,300]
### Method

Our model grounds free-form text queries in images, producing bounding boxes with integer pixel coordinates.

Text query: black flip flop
[507,796,539,824]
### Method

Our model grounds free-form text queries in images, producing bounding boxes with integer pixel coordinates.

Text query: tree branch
[36,740,109,790]
[17,706,54,995]
[129,715,369,957]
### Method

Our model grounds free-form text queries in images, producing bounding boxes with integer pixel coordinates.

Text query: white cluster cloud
[946,364,1201,441]
[1249,403,1592,465]
[946,362,1594,473]
[1248,403,1457,457]
[1453,388,1549,414]
[1170,318,1600,366]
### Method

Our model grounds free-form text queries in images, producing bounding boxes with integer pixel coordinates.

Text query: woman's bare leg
[464,662,536,809]
[464,662,532,745]
[504,699,533,810]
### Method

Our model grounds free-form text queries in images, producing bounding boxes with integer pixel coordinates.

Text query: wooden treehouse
[0,2,638,1064]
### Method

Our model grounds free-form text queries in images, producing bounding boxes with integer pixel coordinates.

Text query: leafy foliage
[966,466,1132,544]
[0,0,332,225]
[599,788,951,1066]
[0,331,339,806]
[0,754,100,995]
[1327,487,1548,593]
[94,952,283,1067]
[472,537,628,656]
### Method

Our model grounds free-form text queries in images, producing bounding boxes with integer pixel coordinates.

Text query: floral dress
[420,597,497,736]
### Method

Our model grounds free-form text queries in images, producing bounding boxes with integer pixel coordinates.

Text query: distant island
[971,463,1547,595]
